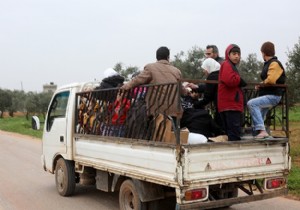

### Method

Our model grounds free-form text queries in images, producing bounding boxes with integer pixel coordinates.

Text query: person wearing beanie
[247,41,286,139]
[217,44,247,141]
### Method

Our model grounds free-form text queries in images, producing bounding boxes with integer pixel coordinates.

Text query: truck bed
[74,134,289,188]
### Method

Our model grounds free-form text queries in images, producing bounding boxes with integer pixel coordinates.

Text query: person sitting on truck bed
[89,68,126,136]
[181,87,225,138]
[124,72,148,139]
[247,42,286,139]
[98,68,125,89]
[103,89,131,137]
[77,69,127,136]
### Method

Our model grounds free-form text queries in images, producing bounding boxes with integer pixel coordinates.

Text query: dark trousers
[220,111,242,141]
[213,111,223,129]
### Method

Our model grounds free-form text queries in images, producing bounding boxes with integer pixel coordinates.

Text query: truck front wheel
[55,158,75,196]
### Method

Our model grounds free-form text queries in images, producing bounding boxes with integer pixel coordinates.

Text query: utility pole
[21,81,24,91]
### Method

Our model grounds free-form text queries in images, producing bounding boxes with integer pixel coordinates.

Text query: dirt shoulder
[0,130,41,141]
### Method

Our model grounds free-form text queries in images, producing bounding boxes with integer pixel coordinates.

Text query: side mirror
[32,116,40,130]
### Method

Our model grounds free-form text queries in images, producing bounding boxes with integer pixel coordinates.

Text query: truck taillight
[185,188,207,201]
[265,178,286,190]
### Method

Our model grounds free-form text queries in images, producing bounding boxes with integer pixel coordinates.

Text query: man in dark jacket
[205,45,224,64]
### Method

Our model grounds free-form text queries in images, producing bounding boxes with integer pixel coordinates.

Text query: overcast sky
[0,0,299,92]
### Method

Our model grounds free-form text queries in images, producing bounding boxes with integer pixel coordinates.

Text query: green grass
[271,105,299,124]
[0,116,43,138]
[290,146,300,157]
[289,106,300,122]
[288,165,300,196]
[287,109,300,198]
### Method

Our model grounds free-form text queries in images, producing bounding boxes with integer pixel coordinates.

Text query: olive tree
[114,62,140,81]
[285,37,300,104]
[171,46,205,79]
[24,92,40,120]
[0,89,12,118]
[7,90,27,117]
[38,92,53,119]
[239,53,263,83]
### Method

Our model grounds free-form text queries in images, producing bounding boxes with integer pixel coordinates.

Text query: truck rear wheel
[119,179,158,210]
[55,158,75,196]
[119,179,141,210]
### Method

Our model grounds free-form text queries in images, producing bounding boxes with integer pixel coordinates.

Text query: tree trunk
[9,111,14,117]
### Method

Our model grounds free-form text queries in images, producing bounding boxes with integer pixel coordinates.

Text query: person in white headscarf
[190,58,223,128]
[201,58,220,76]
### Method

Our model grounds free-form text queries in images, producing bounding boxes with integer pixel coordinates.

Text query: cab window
[46,91,70,131]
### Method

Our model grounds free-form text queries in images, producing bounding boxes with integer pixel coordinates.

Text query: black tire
[119,179,142,210]
[55,158,76,196]
[119,179,159,210]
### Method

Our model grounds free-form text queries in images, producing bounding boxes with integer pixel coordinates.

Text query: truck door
[43,91,70,170]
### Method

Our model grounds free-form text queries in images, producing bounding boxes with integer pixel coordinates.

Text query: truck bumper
[176,188,288,210]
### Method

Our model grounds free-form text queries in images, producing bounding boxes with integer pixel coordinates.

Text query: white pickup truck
[40,81,290,210]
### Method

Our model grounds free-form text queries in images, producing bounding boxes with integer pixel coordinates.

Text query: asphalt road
[0,130,299,210]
